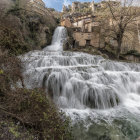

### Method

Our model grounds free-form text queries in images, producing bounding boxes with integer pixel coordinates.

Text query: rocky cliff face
[0,0,58,55]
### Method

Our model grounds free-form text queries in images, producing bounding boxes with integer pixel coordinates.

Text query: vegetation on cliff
[0,1,72,140]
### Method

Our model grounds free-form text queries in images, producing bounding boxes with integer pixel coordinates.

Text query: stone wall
[71,15,100,32]
[61,18,72,27]
[72,2,81,13]
[71,1,95,13]
[125,55,140,63]
[73,32,100,48]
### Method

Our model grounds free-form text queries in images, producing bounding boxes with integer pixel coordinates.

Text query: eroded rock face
[0,0,58,54]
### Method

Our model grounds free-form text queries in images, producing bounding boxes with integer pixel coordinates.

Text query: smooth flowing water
[22,27,140,140]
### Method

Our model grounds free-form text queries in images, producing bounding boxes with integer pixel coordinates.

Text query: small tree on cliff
[102,0,140,59]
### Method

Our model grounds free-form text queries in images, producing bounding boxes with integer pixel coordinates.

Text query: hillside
[0,0,59,55]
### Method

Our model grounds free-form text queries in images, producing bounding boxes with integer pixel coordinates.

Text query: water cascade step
[22,27,140,110]
[21,27,140,139]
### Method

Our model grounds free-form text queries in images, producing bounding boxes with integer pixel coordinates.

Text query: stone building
[62,5,67,13]
[61,13,103,48]
[63,0,121,14]
[61,0,140,54]
[70,1,95,13]
[61,18,72,27]
[90,1,95,13]
[72,14,100,32]
[73,32,100,48]
[72,2,81,13]
[99,1,121,8]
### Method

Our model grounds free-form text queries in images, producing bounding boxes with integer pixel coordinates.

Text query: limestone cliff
[0,0,59,55]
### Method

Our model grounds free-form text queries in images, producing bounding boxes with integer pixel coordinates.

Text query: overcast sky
[43,0,140,11]
[43,0,101,11]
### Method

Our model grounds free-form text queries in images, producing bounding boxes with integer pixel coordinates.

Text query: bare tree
[137,20,140,44]
[101,0,140,59]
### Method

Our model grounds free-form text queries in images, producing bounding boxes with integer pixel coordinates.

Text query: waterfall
[44,26,67,51]
[22,27,140,140]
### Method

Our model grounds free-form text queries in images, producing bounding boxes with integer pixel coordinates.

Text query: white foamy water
[21,27,140,139]
[44,26,67,51]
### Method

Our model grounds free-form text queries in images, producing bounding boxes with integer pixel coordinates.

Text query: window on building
[86,40,91,46]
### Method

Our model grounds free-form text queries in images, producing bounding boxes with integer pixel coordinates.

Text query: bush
[1,89,73,140]
[0,55,73,140]
[0,27,30,55]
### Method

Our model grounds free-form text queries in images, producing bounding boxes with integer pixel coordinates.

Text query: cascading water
[44,26,67,51]
[22,27,140,140]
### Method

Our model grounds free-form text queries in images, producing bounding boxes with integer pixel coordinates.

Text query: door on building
[86,40,91,46]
